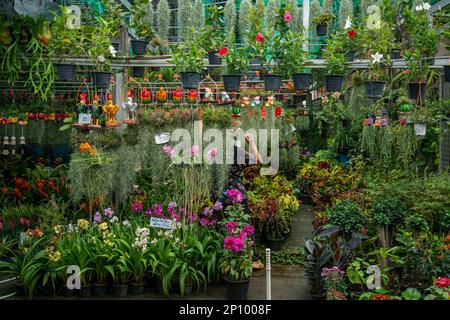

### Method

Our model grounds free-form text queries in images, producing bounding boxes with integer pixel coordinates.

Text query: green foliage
[324,33,348,75]
[265,0,280,31]
[156,0,171,41]
[371,196,406,226]
[238,0,252,42]
[339,0,353,28]
[402,288,422,300]
[169,41,206,73]
[224,0,237,41]
[177,0,193,41]
[221,44,249,74]
[328,199,367,234]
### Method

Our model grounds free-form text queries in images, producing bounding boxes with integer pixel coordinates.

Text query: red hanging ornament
[261,106,267,119]
[275,106,282,117]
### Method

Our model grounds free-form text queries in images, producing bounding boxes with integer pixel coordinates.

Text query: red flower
[256,33,264,43]
[283,11,292,23]
[435,277,450,288]
[218,47,228,57]
[403,70,411,75]
[348,30,357,40]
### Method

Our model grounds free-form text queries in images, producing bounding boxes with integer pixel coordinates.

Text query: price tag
[78,113,92,125]
[150,217,173,230]
[154,133,171,145]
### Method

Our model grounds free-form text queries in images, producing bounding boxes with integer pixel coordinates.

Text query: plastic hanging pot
[55,64,76,82]
[224,277,250,300]
[208,51,222,65]
[365,81,386,98]
[180,72,201,89]
[293,73,312,90]
[93,72,112,89]
[131,40,148,56]
[222,74,241,92]
[444,66,450,82]
[132,66,145,77]
[316,23,328,36]
[325,75,344,92]
[391,49,401,60]
[414,123,427,136]
[408,82,426,103]
[264,74,282,92]
[345,51,356,62]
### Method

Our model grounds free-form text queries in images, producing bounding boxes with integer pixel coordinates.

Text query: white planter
[414,123,427,136]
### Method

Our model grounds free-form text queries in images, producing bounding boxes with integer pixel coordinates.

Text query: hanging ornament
[266,95,276,107]
[122,89,138,125]
[232,104,241,117]
[102,93,120,127]
[2,126,9,156]
[90,93,101,128]
[186,90,198,105]
[381,117,389,126]
[141,87,151,104]
[172,86,183,104]
[251,96,262,108]
[155,87,167,104]
[261,106,267,119]
[275,104,282,117]
[374,116,382,128]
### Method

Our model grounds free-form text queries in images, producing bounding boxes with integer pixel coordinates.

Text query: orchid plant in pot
[312,12,334,36]
[219,42,249,92]
[323,34,348,93]
[218,199,253,300]
[403,2,439,104]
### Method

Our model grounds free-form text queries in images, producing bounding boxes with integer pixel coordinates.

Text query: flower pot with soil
[112,284,128,297]
[293,73,312,90]
[128,282,145,295]
[224,277,250,300]
[93,283,109,296]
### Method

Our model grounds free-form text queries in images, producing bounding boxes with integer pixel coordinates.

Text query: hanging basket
[222,74,241,92]
[131,40,148,56]
[325,75,344,92]
[208,51,222,65]
[264,74,282,92]
[55,64,76,81]
[92,72,112,89]
[408,82,426,103]
[293,73,312,90]
[365,81,386,98]
[316,23,328,36]
[180,72,201,90]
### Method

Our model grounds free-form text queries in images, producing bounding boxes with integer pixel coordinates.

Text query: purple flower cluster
[226,189,244,204]
[321,266,345,278]
[131,202,143,213]
[222,223,254,252]
[225,221,237,234]
[93,208,115,224]
[224,236,245,252]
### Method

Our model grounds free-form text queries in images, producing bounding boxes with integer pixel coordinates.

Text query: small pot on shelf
[131,66,145,77]
[112,284,129,297]
[365,81,386,99]
[128,282,145,295]
[265,235,286,251]
[208,51,222,65]
[93,283,109,296]
[92,72,112,89]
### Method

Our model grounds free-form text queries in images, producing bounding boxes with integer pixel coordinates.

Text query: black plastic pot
[112,284,128,297]
[365,81,386,98]
[222,74,241,92]
[224,278,250,300]
[184,282,193,296]
[61,285,75,297]
[391,49,401,60]
[266,236,285,251]
[342,119,352,129]
[0,277,17,299]
[208,51,222,65]
[345,51,356,62]
[250,57,262,66]
[132,66,145,77]
[93,72,112,89]
[264,74,282,91]
[55,64,76,82]
[325,75,344,92]
[316,23,328,36]
[129,282,145,295]
[444,66,450,82]
[93,283,109,296]
[180,72,201,89]
[131,40,148,56]
[293,73,312,90]
[78,284,92,297]
[50,144,70,164]
[408,82,427,103]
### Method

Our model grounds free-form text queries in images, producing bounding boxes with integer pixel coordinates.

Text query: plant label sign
[154,133,171,145]
[78,113,92,125]
[150,217,173,230]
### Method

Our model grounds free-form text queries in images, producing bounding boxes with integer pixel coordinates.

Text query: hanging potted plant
[403,2,439,103]
[410,106,429,137]
[169,39,206,90]
[219,44,249,92]
[365,52,386,98]
[201,4,225,66]
[129,0,154,56]
[282,31,311,90]
[86,17,118,89]
[311,12,334,36]
[341,17,361,62]
[48,6,83,82]
[323,34,347,93]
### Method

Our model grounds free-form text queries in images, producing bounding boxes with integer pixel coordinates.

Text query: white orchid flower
[344,17,352,30]
[97,55,106,63]
[415,4,423,11]
[422,2,431,10]
[109,45,118,58]
[371,52,383,64]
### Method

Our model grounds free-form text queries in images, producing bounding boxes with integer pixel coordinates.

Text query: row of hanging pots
[54,64,112,89]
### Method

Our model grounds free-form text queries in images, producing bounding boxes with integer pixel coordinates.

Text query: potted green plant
[219,43,249,92]
[403,3,439,103]
[371,196,406,248]
[282,31,310,90]
[0,236,18,299]
[312,12,334,36]
[410,106,430,137]
[129,0,154,56]
[48,6,83,81]
[219,203,253,300]
[169,40,206,89]
[323,34,347,92]
[202,4,225,65]
[365,52,386,98]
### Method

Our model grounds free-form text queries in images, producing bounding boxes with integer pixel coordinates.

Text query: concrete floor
[11,206,315,301]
